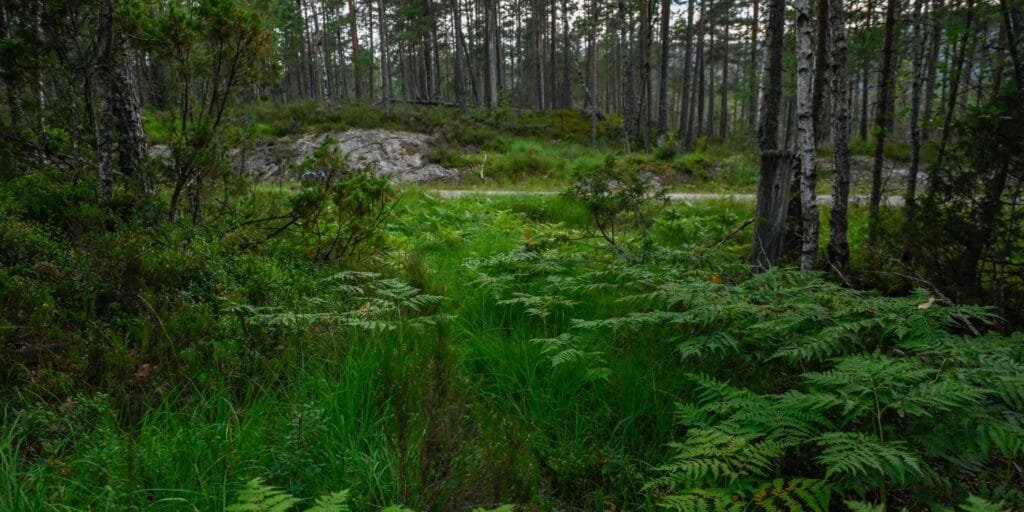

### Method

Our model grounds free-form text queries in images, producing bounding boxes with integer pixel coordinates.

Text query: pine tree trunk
[695,2,706,140]
[379,0,392,111]
[705,13,715,140]
[562,0,572,108]
[935,0,974,176]
[868,0,898,247]
[679,0,696,151]
[486,0,499,107]
[796,0,818,270]
[903,0,927,256]
[349,0,363,99]
[641,0,653,149]
[752,0,792,270]
[658,0,671,136]
[827,0,852,271]
[719,17,729,139]
[591,0,599,146]
[451,0,467,113]
[750,0,760,129]
[922,0,943,141]
[550,0,557,108]
[998,0,1022,90]
[619,0,635,149]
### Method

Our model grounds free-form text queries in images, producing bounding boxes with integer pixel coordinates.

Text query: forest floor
[7,105,1007,512]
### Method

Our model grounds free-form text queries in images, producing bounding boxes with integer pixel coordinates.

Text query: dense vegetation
[3,0,1024,510]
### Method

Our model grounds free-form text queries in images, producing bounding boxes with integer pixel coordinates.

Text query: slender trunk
[922,0,943,140]
[903,0,927,257]
[349,0,362,99]
[451,0,467,113]
[720,18,729,139]
[486,0,499,106]
[705,16,715,140]
[679,0,696,150]
[868,0,898,247]
[591,0,599,146]
[0,5,24,127]
[796,0,818,269]
[828,0,852,271]
[563,0,572,108]
[658,0,671,136]
[550,0,557,108]
[750,0,760,129]
[935,0,975,173]
[641,0,653,149]
[752,0,792,270]
[695,2,706,140]
[379,0,392,111]
[998,0,1022,89]
[619,0,635,149]
[811,0,830,144]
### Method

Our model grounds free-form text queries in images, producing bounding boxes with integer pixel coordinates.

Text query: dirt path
[427,189,905,206]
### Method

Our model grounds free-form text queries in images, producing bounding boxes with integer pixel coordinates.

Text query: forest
[1,0,1023,510]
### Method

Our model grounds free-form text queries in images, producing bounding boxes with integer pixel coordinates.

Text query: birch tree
[795,0,818,270]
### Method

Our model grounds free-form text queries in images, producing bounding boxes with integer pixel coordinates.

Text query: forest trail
[428,189,906,206]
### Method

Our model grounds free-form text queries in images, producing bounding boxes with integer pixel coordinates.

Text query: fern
[958,495,1011,512]
[305,490,351,512]
[752,479,830,512]
[814,432,924,485]
[226,478,302,512]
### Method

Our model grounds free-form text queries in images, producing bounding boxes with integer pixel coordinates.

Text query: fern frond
[815,432,924,485]
[305,490,350,512]
[227,478,302,512]
[958,496,1011,512]
[751,478,830,512]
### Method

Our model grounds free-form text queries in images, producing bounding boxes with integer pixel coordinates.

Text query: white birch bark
[796,0,818,270]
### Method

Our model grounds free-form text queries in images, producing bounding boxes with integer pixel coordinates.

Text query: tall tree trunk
[719,16,729,139]
[922,0,944,141]
[562,0,572,109]
[828,0,852,271]
[658,0,671,136]
[349,0,363,99]
[0,4,24,127]
[641,0,653,149]
[679,0,696,150]
[485,0,499,107]
[451,0,467,113]
[998,0,1022,89]
[591,0,599,146]
[322,2,336,101]
[868,0,898,247]
[619,0,635,149]
[695,2,706,140]
[796,0,818,269]
[752,0,792,270]
[811,0,830,144]
[749,0,760,129]
[379,0,392,111]
[903,0,927,257]
[935,0,974,174]
[705,14,715,140]
[98,0,149,199]
[549,0,557,107]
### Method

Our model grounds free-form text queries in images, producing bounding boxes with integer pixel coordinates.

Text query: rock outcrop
[150,129,459,184]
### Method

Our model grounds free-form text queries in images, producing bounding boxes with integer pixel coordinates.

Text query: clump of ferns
[224,478,518,512]
[649,328,1022,508]
[224,271,447,338]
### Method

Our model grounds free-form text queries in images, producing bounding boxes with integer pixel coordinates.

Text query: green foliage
[565,156,666,254]
[226,478,350,512]
[258,140,396,262]
[227,478,304,512]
